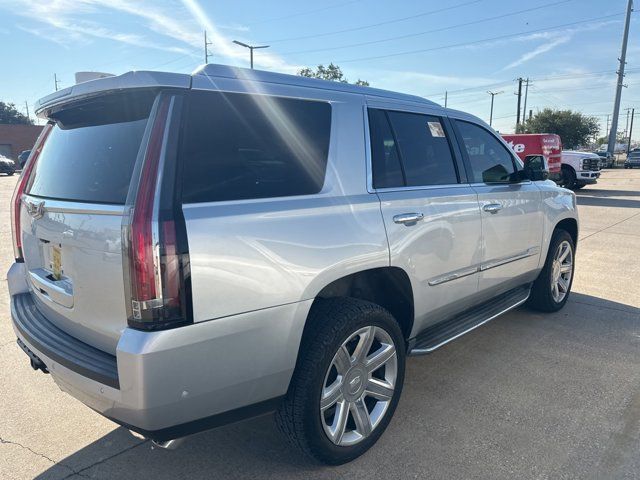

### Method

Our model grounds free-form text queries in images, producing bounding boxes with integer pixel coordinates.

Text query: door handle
[393,213,424,225]
[482,203,502,214]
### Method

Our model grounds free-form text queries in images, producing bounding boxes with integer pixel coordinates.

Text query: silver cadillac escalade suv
[8,64,578,464]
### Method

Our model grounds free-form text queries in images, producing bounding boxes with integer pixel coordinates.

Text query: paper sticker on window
[428,121,445,138]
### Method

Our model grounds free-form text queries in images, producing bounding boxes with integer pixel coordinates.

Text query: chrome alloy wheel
[551,240,573,303]
[320,326,398,447]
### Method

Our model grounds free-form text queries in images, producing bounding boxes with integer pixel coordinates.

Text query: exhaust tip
[151,438,185,450]
[127,430,185,450]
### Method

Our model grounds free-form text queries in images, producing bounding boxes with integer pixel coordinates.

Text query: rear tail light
[10,124,53,261]
[124,95,192,331]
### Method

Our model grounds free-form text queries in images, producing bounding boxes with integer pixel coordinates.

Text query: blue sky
[1,0,638,139]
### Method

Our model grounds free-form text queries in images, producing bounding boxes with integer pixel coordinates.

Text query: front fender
[537,182,578,266]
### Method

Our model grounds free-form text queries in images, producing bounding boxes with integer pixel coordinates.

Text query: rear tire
[528,229,575,312]
[571,183,585,190]
[276,297,406,465]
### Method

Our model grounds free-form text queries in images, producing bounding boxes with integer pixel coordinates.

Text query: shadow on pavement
[35,293,640,480]
[575,195,640,209]
[575,188,640,198]
[567,292,640,315]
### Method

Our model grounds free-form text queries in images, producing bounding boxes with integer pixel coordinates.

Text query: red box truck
[502,133,562,181]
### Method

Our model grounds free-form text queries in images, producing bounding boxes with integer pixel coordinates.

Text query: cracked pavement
[1,171,640,479]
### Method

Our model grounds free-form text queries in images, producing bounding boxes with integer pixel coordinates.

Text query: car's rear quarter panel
[183,81,389,322]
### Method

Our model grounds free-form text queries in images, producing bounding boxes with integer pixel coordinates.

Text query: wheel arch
[305,267,414,341]
[555,217,578,246]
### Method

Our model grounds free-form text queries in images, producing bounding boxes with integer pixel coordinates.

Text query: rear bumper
[10,287,311,440]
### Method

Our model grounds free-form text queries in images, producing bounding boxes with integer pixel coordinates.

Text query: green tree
[0,101,32,125]
[298,63,369,86]
[516,108,599,149]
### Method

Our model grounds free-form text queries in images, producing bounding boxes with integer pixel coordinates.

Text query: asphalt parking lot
[1,171,639,480]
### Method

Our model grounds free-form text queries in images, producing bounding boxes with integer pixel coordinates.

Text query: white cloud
[498,19,619,71]
[501,35,571,70]
[2,0,298,71]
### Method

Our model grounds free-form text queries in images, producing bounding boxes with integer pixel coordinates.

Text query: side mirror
[521,154,549,181]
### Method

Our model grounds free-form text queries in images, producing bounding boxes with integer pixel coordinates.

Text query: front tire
[276,297,406,465]
[528,229,575,312]
[561,166,576,189]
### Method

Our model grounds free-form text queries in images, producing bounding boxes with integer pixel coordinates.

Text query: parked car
[559,151,600,189]
[18,150,31,169]
[8,65,579,465]
[593,150,614,169]
[502,133,562,182]
[0,155,16,175]
[625,150,640,168]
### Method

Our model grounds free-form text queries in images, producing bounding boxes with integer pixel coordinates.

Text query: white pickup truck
[559,151,600,190]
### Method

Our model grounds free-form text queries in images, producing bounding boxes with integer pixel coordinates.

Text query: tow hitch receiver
[17,338,49,374]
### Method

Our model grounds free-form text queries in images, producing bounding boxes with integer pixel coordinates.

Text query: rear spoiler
[35,71,192,118]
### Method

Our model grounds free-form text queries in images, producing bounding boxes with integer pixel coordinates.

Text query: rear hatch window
[27,90,157,204]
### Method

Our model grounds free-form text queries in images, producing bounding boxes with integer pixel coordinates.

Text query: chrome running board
[408,285,531,355]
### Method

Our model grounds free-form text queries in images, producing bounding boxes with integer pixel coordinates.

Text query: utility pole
[54,73,60,92]
[522,78,531,125]
[606,114,610,136]
[515,77,523,129]
[204,30,213,64]
[233,40,270,69]
[444,91,448,108]
[24,100,30,122]
[627,108,635,154]
[607,0,634,155]
[487,90,503,127]
[529,109,533,121]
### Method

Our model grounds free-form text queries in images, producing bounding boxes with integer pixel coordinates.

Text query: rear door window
[368,109,404,188]
[180,91,331,203]
[387,111,458,186]
[27,90,156,204]
[368,108,458,188]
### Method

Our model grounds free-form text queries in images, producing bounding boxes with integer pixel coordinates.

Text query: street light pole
[627,108,635,154]
[233,40,270,69]
[487,90,503,127]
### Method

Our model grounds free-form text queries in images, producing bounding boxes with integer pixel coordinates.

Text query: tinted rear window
[181,91,331,204]
[27,91,156,204]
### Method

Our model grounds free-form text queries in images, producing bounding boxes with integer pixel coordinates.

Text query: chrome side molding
[428,247,540,286]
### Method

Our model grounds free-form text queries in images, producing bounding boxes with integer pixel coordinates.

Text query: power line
[334,12,624,64]
[246,0,361,26]
[425,67,640,100]
[281,0,571,55]
[262,0,483,44]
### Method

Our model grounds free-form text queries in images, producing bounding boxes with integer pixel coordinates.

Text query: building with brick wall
[0,124,44,160]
